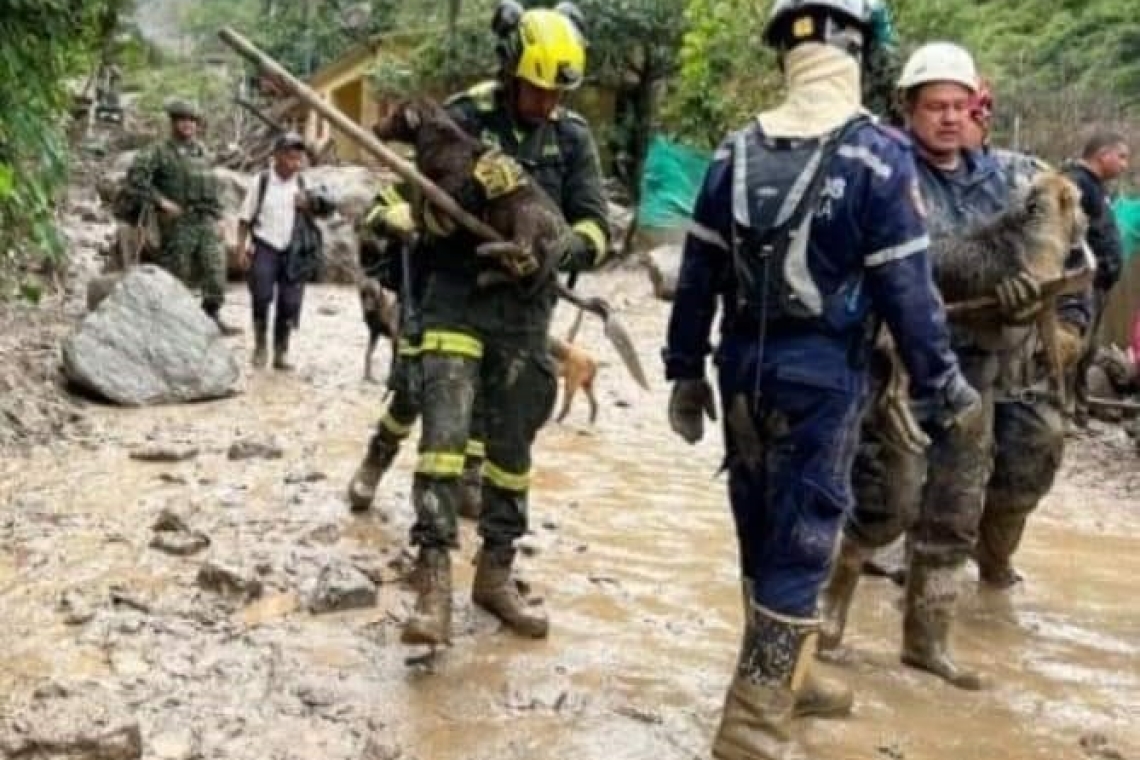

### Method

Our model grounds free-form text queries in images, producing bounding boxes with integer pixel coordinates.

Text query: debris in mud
[876,741,906,760]
[360,739,403,760]
[148,509,210,557]
[1080,733,1127,760]
[613,704,663,725]
[128,443,199,463]
[148,726,200,760]
[196,560,264,601]
[301,523,342,546]
[0,681,142,760]
[284,469,328,484]
[307,559,379,614]
[227,439,284,461]
[57,588,99,626]
[108,586,153,615]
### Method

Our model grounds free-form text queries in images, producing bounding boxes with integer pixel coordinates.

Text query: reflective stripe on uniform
[483,460,530,492]
[865,234,929,268]
[397,337,421,357]
[379,411,413,439]
[837,144,892,179]
[465,439,486,459]
[686,220,729,251]
[572,219,608,265]
[415,451,466,478]
[402,329,483,359]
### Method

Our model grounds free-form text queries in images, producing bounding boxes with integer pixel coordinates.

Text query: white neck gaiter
[757,42,864,139]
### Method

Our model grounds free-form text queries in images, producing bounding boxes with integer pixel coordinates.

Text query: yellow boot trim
[571,219,608,266]
[415,451,467,478]
[465,439,486,459]
[483,460,530,492]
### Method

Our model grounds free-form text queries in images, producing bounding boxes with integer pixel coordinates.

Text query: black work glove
[668,378,717,444]
[558,231,595,273]
[911,372,982,432]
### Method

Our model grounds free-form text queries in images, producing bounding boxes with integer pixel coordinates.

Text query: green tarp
[638,134,710,229]
[1113,196,1140,261]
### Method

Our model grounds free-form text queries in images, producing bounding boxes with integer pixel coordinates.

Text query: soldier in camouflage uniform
[398,2,610,649]
[122,98,239,335]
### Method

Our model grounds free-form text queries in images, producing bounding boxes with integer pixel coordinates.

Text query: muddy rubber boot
[346,433,400,512]
[457,458,483,520]
[251,319,268,368]
[472,546,548,638]
[401,548,452,646]
[976,510,1028,589]
[819,535,874,652]
[738,578,852,720]
[273,331,294,371]
[712,601,814,760]
[901,555,984,690]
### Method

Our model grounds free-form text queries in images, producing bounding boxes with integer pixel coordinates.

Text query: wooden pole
[216,26,503,245]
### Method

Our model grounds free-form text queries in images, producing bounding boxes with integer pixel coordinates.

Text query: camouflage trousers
[156,216,226,308]
[411,331,557,551]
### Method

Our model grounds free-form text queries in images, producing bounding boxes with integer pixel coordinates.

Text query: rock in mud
[227,439,284,461]
[149,509,210,557]
[57,589,99,626]
[0,682,142,760]
[641,244,681,302]
[61,266,241,406]
[307,560,378,614]
[196,561,264,601]
[128,443,199,463]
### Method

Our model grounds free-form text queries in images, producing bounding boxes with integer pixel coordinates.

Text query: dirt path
[1,272,1136,760]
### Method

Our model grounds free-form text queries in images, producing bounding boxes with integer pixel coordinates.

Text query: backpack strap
[251,170,270,228]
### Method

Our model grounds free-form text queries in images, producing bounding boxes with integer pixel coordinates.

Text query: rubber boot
[901,555,984,690]
[273,330,294,371]
[472,545,548,638]
[401,547,452,646]
[251,319,268,368]
[457,457,483,520]
[819,535,874,652]
[203,302,242,336]
[712,601,815,760]
[346,432,400,512]
[976,509,1028,589]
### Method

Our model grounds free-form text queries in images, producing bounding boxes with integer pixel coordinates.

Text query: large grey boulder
[62,266,241,406]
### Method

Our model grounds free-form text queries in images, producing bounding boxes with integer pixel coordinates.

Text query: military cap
[164,98,201,121]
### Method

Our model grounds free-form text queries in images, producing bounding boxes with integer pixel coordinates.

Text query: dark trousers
[248,239,304,341]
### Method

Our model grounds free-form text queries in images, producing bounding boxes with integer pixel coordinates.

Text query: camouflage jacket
[123,138,221,220]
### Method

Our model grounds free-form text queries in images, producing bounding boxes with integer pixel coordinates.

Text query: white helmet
[896,41,978,92]
[762,0,875,48]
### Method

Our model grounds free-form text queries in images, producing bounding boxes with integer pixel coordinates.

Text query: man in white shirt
[237,132,327,370]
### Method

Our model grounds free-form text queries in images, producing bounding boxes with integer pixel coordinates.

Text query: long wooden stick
[218,27,503,245]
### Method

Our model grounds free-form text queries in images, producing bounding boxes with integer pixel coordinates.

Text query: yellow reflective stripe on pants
[404,329,482,359]
[397,337,420,357]
[572,219,608,266]
[483,460,530,493]
[379,411,413,439]
[465,439,486,459]
[416,451,466,478]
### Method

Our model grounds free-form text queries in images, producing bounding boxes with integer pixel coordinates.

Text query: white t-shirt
[239,168,301,252]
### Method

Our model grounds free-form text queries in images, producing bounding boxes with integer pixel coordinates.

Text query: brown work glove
[994,271,1043,323]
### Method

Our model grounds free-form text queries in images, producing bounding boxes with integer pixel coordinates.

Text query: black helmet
[273,131,306,152]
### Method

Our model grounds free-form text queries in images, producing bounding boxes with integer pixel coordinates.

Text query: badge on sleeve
[908,178,927,219]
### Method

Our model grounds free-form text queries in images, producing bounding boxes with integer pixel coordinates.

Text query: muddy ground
[1,245,1138,758]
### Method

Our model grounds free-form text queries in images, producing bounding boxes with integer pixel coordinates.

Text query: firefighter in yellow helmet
[367,1,610,651]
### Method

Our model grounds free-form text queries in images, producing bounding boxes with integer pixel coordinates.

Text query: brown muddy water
[1,272,1137,760]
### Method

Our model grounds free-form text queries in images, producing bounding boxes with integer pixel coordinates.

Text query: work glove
[364,185,415,239]
[911,372,982,433]
[994,271,1043,323]
[472,150,528,200]
[558,231,595,273]
[668,378,717,444]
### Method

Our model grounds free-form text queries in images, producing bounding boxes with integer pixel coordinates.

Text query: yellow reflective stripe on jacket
[572,219,608,265]
[416,451,466,478]
[397,337,420,357]
[421,329,483,358]
[379,411,413,439]
[465,439,486,459]
[483,460,530,493]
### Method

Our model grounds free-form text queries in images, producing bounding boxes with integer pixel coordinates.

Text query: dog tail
[566,305,585,342]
